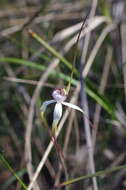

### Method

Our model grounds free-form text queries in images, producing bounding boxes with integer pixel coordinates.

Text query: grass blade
[28,29,77,73]
[0,57,46,71]
[1,168,26,190]
[57,164,126,187]
[0,153,28,190]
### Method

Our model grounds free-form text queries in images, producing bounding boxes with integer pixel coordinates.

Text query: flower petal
[53,103,62,126]
[62,102,84,113]
[40,100,56,113]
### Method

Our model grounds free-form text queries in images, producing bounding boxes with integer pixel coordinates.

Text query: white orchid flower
[40,88,83,133]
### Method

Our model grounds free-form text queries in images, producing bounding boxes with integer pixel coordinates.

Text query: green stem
[0,153,28,190]
[29,29,77,74]
[58,164,126,187]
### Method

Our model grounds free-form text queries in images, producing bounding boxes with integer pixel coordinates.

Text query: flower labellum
[52,88,67,102]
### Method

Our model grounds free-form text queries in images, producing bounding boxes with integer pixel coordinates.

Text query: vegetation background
[0,0,126,189]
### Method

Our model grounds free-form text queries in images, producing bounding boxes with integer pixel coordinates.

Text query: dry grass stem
[92,47,113,147]
[64,16,110,53]
[4,77,54,88]
[79,0,98,189]
[54,111,76,186]
[121,23,126,100]
[83,24,116,78]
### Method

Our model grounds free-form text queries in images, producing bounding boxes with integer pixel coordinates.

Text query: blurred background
[0,0,126,189]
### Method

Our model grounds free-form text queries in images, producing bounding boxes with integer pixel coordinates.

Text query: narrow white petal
[40,100,56,113]
[62,102,84,113]
[53,103,62,125]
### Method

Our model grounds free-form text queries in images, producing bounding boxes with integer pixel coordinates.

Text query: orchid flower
[40,88,83,134]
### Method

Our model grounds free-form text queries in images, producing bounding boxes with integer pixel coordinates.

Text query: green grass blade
[28,29,77,74]
[1,168,26,190]
[58,164,126,187]
[86,79,116,118]
[0,153,28,190]
[0,57,46,71]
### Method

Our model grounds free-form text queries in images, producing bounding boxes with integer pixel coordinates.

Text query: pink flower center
[52,88,67,102]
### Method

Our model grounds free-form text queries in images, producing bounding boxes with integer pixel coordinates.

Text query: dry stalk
[121,23,126,100]
[79,0,98,189]
[83,23,116,78]
[54,109,76,186]
[92,47,113,147]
